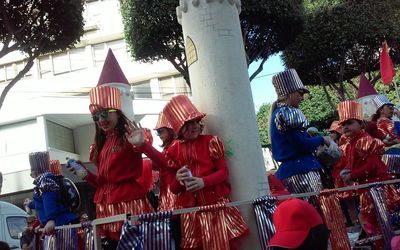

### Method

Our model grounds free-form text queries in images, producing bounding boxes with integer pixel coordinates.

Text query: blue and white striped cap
[272,69,309,98]
[371,95,393,110]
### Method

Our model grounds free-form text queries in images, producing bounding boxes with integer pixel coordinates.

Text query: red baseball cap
[268,198,323,249]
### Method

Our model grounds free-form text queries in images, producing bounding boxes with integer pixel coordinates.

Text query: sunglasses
[92,109,117,122]
[155,128,164,136]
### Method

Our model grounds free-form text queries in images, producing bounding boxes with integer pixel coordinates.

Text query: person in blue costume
[28,151,77,235]
[269,69,330,205]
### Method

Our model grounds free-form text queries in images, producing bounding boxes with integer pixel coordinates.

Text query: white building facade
[0,0,190,205]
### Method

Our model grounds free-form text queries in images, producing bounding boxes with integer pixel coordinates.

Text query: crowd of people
[268,69,400,249]
[19,52,400,250]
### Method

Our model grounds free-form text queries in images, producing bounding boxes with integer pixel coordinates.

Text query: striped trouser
[282,170,323,212]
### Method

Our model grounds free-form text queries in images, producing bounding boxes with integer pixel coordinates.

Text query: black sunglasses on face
[155,128,164,136]
[92,109,117,122]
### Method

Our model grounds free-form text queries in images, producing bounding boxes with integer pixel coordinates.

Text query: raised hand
[125,120,144,147]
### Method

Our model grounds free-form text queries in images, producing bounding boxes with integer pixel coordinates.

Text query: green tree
[282,0,400,100]
[300,85,340,129]
[120,0,304,87]
[256,103,272,147]
[0,0,85,109]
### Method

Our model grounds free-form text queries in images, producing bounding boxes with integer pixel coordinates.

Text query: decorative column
[177,0,269,248]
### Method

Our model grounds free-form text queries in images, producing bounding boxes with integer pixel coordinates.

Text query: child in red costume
[334,100,400,244]
[163,95,249,250]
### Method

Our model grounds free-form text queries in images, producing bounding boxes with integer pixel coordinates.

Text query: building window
[70,47,88,71]
[159,75,191,99]
[132,81,152,99]
[159,76,175,99]
[0,120,37,156]
[47,121,75,153]
[39,56,53,78]
[53,52,70,75]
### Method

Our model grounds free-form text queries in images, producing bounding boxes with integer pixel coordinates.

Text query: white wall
[74,124,95,162]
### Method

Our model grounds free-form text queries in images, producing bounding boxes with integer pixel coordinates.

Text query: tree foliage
[282,0,400,100]
[120,0,304,87]
[0,0,85,109]
[256,103,272,147]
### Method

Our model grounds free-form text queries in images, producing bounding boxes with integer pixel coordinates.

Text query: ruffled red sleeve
[202,136,229,187]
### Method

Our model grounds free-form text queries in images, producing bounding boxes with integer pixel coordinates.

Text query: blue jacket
[270,104,323,180]
[32,173,76,226]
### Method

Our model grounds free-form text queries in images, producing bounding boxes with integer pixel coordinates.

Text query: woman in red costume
[68,85,154,249]
[163,95,248,250]
[371,95,400,148]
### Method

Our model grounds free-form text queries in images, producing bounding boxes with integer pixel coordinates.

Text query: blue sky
[249,54,285,111]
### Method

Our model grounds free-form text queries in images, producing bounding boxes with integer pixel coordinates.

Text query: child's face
[181,119,201,141]
[342,119,362,137]
[380,104,395,119]
[329,131,338,141]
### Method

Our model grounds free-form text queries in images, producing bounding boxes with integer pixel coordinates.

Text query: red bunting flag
[380,41,396,85]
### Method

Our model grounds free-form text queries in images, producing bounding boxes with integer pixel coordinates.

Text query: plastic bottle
[66,158,87,178]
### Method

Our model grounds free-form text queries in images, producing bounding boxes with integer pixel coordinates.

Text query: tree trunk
[0,58,35,110]
[322,83,336,110]
[168,57,191,88]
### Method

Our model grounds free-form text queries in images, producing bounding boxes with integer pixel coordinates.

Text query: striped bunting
[369,184,395,249]
[139,211,172,250]
[117,222,143,250]
[253,196,277,250]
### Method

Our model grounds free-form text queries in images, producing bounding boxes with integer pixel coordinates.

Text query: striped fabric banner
[139,211,172,250]
[252,196,277,250]
[117,222,143,250]
[43,228,79,250]
[82,221,94,250]
[369,184,395,249]
[319,190,351,250]
[382,154,400,175]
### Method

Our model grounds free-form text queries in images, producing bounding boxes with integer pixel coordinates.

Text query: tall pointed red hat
[97,48,129,86]
[356,74,378,99]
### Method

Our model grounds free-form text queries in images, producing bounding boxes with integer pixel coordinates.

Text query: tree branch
[0,57,35,110]
[167,55,190,88]
[249,56,268,82]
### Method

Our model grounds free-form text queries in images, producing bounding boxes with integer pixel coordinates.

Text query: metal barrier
[50,178,400,249]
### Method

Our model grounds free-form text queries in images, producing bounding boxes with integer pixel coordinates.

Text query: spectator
[20,216,36,250]
[268,198,330,250]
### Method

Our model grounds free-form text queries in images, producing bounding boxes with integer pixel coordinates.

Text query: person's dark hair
[92,110,131,164]
[0,241,10,250]
[273,224,330,250]
[371,105,386,122]
[161,128,175,148]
